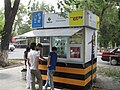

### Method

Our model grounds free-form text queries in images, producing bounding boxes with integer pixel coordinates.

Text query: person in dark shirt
[24,47,31,89]
[24,47,30,67]
[44,47,57,90]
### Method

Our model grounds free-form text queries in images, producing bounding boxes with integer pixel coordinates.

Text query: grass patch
[8,60,22,65]
[0,59,24,69]
[97,66,120,78]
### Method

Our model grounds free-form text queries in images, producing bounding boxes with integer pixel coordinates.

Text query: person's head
[36,43,43,51]
[30,43,36,50]
[26,47,30,52]
[52,47,57,52]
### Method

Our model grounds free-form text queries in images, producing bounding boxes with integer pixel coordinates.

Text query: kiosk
[19,10,99,90]
[38,10,99,90]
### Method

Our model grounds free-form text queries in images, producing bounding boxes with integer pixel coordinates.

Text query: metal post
[91,34,95,88]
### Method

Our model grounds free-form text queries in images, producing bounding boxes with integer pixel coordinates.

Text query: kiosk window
[69,30,82,44]
[52,37,68,58]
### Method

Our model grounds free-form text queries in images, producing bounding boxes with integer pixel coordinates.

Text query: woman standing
[24,47,31,89]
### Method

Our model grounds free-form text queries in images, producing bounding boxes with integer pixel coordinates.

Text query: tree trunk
[0,50,9,67]
[0,0,20,67]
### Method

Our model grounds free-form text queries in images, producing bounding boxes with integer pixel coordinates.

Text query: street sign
[32,11,43,28]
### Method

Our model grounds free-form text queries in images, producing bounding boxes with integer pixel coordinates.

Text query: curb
[0,63,23,70]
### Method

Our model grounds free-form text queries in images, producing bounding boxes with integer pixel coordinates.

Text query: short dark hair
[37,43,43,47]
[30,43,36,50]
[52,47,57,51]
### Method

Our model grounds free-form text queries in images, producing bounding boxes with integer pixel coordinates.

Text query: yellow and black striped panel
[39,58,97,90]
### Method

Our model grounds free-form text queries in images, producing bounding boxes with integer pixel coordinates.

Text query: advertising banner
[69,10,84,26]
[44,13,69,28]
[32,11,43,28]
[96,16,100,29]
[88,11,97,28]
[70,47,80,58]
[85,10,100,29]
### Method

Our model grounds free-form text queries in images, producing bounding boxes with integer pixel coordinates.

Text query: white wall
[85,28,97,63]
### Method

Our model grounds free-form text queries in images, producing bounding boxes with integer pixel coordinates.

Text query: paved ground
[8,48,25,59]
[0,65,120,90]
[0,65,61,90]
[0,66,28,90]
[91,75,120,90]
[0,50,119,90]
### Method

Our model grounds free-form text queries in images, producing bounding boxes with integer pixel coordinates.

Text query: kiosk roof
[15,28,82,38]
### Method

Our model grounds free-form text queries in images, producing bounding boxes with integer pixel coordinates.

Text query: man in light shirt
[28,43,43,90]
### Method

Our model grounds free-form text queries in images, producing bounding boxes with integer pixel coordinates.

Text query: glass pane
[52,37,68,58]
[69,30,82,44]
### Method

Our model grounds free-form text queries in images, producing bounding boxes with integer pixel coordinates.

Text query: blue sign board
[32,11,43,28]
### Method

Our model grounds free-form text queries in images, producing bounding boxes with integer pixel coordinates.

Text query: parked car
[9,43,15,51]
[101,48,120,65]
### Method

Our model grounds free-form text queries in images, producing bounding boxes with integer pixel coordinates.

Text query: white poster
[44,13,69,28]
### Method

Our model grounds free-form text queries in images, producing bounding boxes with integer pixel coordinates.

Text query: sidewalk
[0,65,61,90]
[1,64,120,90]
[0,66,27,90]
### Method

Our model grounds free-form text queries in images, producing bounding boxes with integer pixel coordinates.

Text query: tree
[0,0,20,67]
[89,0,119,48]
[12,3,27,36]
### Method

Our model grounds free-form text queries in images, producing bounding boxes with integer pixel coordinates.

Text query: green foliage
[14,3,28,34]
[17,24,31,35]
[0,8,4,36]
[57,0,82,12]
[118,8,120,20]
[85,0,120,47]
